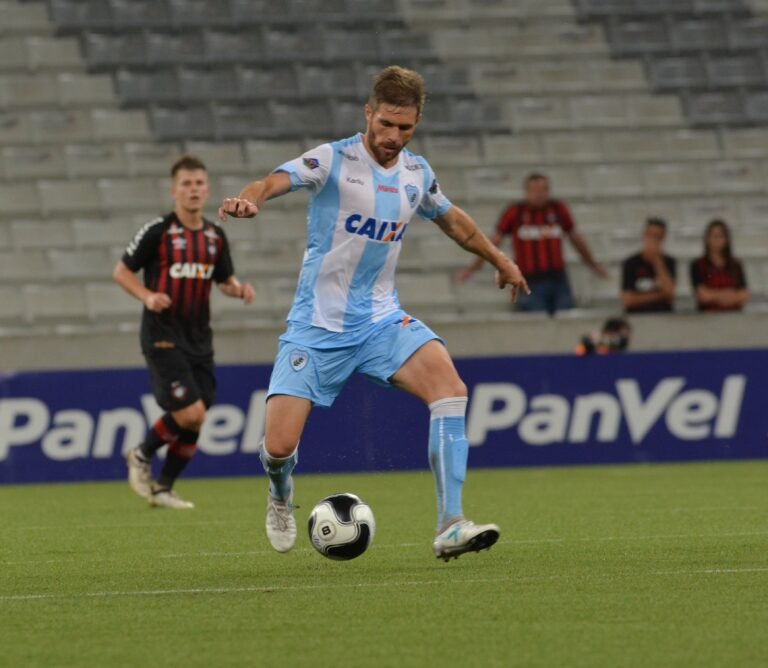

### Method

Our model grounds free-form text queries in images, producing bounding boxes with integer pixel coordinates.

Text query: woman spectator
[690,220,749,312]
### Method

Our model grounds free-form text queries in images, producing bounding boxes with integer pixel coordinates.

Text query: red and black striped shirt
[495,200,575,278]
[690,256,747,312]
[122,212,234,358]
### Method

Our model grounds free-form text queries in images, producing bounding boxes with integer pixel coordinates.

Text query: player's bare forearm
[218,276,255,304]
[219,172,293,220]
[434,207,505,269]
[435,206,529,296]
[112,261,151,303]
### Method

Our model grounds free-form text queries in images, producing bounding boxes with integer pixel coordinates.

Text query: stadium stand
[0,0,767,343]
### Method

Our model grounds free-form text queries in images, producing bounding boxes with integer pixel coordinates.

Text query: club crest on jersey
[204,229,219,240]
[290,349,309,372]
[169,224,184,235]
[303,157,320,170]
[345,214,407,243]
[172,237,187,250]
[405,184,419,207]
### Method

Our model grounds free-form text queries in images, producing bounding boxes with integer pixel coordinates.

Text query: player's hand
[218,198,259,221]
[240,282,255,305]
[454,267,475,283]
[495,258,530,304]
[144,292,171,313]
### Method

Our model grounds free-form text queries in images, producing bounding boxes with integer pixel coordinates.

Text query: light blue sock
[259,441,297,501]
[428,397,469,532]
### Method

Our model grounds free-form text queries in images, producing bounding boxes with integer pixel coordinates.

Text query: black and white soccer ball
[308,493,376,561]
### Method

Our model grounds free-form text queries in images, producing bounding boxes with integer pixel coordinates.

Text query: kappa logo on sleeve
[303,157,320,170]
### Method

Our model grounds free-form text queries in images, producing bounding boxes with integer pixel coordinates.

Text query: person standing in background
[457,173,607,315]
[690,219,749,312]
[621,218,677,314]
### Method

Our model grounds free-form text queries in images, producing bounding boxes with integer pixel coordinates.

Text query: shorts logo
[290,350,309,372]
[405,184,419,207]
[170,381,188,401]
[303,157,320,170]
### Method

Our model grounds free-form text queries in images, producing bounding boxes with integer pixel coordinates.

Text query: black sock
[156,427,199,490]
[139,414,180,460]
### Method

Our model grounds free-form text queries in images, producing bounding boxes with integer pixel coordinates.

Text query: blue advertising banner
[0,349,766,484]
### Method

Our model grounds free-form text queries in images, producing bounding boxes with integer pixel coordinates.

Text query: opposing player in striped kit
[115,155,255,509]
[220,66,529,559]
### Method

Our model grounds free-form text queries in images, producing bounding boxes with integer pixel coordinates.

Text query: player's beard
[367,128,403,166]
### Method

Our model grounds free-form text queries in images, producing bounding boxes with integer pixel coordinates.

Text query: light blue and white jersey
[274,133,452,333]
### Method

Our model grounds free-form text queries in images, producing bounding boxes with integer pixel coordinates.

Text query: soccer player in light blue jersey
[219,66,529,561]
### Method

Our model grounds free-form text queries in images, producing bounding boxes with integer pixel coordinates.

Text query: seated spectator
[575,316,631,356]
[457,172,606,316]
[690,219,749,312]
[621,218,676,313]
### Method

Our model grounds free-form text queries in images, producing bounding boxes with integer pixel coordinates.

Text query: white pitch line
[655,567,768,576]
[0,576,513,603]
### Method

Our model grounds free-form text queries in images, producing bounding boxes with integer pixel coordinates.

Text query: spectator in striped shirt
[690,219,749,312]
[457,173,606,315]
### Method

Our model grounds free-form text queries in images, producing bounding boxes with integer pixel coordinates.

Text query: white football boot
[433,519,500,562]
[126,448,152,499]
[149,487,195,509]
[266,492,297,553]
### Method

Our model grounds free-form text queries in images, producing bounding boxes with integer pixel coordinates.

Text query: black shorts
[144,348,216,412]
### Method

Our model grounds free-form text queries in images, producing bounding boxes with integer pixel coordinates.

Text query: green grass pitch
[1,461,767,668]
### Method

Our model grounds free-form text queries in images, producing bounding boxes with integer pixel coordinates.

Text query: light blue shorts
[267,311,442,407]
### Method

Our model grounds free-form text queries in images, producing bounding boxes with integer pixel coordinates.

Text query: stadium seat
[110,0,172,28]
[177,67,239,103]
[0,0,50,35]
[727,16,768,49]
[92,109,150,141]
[146,31,207,66]
[85,281,141,320]
[722,128,768,157]
[57,73,115,106]
[210,279,274,319]
[72,218,137,248]
[541,132,603,163]
[703,161,763,193]
[49,0,113,31]
[0,182,39,215]
[2,146,66,179]
[607,20,669,55]
[97,178,165,211]
[743,92,768,123]
[26,107,94,144]
[0,285,24,322]
[642,162,706,196]
[27,35,86,70]
[151,106,214,141]
[10,220,74,249]
[123,142,177,177]
[167,0,234,28]
[48,248,114,280]
[685,92,745,126]
[584,164,643,198]
[707,54,764,88]
[116,69,180,105]
[238,66,300,101]
[38,179,101,215]
[669,18,729,52]
[0,251,50,282]
[64,143,127,177]
[298,64,360,99]
[84,32,147,69]
[183,141,248,174]
[0,37,31,71]
[648,56,707,90]
[0,74,59,108]
[244,140,303,173]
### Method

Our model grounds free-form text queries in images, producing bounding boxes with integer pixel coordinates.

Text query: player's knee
[442,378,467,400]
[175,403,206,431]
[263,438,297,459]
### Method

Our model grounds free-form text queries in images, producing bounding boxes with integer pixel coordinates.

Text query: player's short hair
[369,66,426,118]
[171,154,207,178]
[524,173,549,186]
[645,217,668,233]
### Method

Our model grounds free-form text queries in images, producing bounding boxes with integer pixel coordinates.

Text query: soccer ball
[307,493,376,561]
